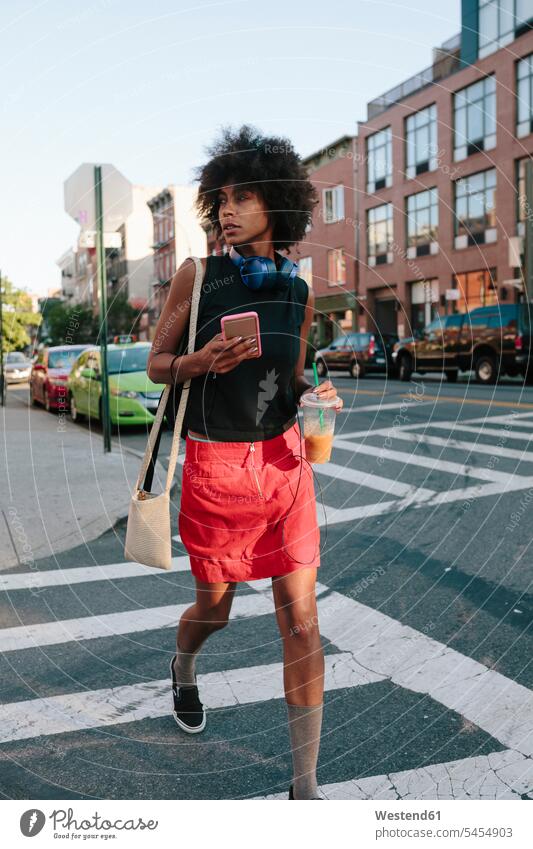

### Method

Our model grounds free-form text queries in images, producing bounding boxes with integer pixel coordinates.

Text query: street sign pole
[94,166,112,453]
[0,269,5,407]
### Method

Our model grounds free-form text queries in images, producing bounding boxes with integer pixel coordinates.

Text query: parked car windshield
[5,352,27,363]
[107,346,150,375]
[48,348,88,368]
[346,333,372,350]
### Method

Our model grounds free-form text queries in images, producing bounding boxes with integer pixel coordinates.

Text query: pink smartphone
[221,311,262,356]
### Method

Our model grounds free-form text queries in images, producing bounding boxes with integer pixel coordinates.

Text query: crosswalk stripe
[310,583,533,757]
[255,749,533,800]
[0,651,377,743]
[427,422,533,441]
[389,430,533,462]
[337,410,533,441]
[312,459,435,499]
[321,476,533,524]
[339,401,434,413]
[332,438,517,484]
[0,557,191,592]
[0,592,273,653]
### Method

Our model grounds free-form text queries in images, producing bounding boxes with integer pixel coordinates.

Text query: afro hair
[193,124,318,251]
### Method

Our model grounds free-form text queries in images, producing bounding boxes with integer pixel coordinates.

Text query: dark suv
[392,304,532,384]
[314,332,398,379]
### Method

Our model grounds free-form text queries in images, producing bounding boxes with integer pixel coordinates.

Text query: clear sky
[0,0,460,297]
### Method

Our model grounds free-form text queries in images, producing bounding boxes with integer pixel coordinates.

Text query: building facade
[357,0,533,339]
[289,135,358,347]
[147,185,207,329]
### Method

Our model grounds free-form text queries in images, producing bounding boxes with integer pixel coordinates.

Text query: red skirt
[178,420,321,583]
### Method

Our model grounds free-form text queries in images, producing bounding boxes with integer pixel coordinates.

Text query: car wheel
[315,359,327,378]
[525,370,533,385]
[349,359,363,379]
[445,370,458,383]
[397,354,413,382]
[69,393,84,423]
[475,354,498,384]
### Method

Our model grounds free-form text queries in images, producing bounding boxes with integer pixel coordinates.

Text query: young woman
[147,125,343,800]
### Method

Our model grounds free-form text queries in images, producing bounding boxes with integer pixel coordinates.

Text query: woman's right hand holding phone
[197,333,258,375]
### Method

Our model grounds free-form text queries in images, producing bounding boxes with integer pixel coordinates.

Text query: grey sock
[286,701,323,800]
[173,639,202,688]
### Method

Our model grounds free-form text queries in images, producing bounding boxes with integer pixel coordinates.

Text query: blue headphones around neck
[228,245,298,291]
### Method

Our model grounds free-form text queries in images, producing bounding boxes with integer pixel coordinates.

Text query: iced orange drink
[300,391,338,463]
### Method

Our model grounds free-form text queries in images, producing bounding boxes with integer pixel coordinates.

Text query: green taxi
[67,341,166,426]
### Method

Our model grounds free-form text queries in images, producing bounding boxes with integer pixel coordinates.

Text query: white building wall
[124,185,162,303]
[170,185,207,267]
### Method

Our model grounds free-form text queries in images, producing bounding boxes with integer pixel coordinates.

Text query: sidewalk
[0,395,167,571]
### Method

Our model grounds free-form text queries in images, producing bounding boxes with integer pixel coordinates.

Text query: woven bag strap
[134,256,203,494]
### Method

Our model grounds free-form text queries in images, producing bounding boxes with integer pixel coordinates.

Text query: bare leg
[271,566,324,704]
[272,566,324,799]
[173,577,237,679]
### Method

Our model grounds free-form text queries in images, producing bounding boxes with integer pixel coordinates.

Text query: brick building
[357,0,533,340]
[290,135,358,347]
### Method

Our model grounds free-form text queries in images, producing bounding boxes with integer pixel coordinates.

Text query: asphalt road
[1,373,533,800]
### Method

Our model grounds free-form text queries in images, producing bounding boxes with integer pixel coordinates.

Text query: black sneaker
[169,654,206,733]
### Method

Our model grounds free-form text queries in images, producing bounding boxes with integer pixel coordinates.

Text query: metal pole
[0,269,5,407]
[94,166,112,453]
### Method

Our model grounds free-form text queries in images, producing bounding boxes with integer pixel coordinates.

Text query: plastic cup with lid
[300,391,338,463]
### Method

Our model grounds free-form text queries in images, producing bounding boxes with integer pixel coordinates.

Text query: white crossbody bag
[124,256,203,570]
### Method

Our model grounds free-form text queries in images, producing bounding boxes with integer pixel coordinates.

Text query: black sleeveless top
[182,254,309,441]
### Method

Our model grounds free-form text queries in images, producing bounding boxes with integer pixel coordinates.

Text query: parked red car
[30,345,92,411]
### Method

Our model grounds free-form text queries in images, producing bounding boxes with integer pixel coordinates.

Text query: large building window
[367,203,393,265]
[454,168,497,247]
[366,127,392,192]
[323,185,345,223]
[298,256,313,288]
[406,188,439,258]
[453,268,498,312]
[405,104,437,179]
[327,249,346,286]
[517,53,533,138]
[479,1,533,59]
[453,75,496,161]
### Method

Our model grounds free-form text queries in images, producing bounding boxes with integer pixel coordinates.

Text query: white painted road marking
[331,437,518,485]
[256,749,533,800]
[0,557,191,592]
[312,583,533,757]
[0,592,273,653]
[0,652,377,743]
[389,430,533,462]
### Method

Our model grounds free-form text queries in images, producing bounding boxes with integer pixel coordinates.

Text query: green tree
[0,276,41,355]
[96,294,141,341]
[45,303,95,345]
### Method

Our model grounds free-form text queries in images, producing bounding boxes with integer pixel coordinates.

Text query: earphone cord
[272,410,328,565]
